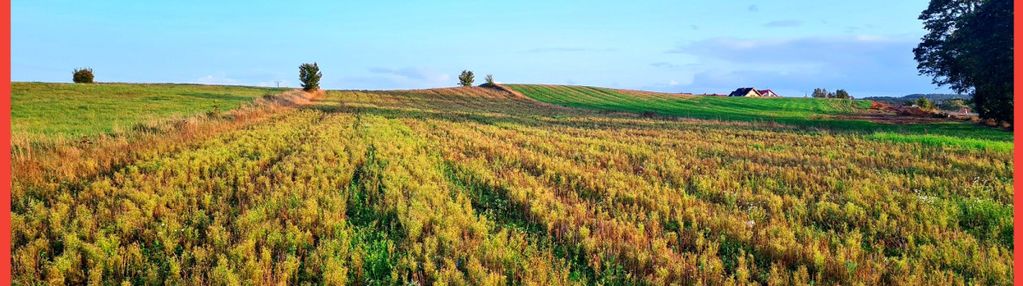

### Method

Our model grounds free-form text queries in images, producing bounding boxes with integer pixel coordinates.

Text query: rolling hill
[507,84,1010,149]
[12,82,283,140]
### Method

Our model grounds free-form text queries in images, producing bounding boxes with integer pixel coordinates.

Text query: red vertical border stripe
[1014,0,1021,284]
[1,0,11,284]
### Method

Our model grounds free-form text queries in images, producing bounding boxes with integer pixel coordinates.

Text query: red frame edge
[1,0,10,282]
[1015,0,1021,284]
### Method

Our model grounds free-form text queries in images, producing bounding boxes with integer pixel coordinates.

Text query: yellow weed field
[12,86,1012,285]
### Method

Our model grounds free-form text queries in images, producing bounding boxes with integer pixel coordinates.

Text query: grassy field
[507,84,1012,146]
[12,82,282,140]
[506,84,868,121]
[11,84,1013,284]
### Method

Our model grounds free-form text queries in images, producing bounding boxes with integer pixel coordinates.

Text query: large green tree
[299,62,322,91]
[914,0,1012,124]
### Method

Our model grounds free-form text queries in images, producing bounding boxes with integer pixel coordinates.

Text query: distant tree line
[811,88,851,99]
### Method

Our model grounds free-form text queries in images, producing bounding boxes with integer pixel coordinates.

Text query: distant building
[729,87,761,97]
[728,87,779,97]
[757,89,779,97]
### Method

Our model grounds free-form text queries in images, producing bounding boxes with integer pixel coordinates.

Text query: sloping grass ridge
[506,84,1011,148]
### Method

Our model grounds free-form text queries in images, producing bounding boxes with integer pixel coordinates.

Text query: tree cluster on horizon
[811,88,851,99]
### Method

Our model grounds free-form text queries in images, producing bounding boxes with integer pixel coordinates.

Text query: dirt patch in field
[835,101,967,124]
[833,100,977,124]
[834,112,953,124]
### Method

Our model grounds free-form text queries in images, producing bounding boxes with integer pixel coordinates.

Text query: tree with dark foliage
[299,63,322,91]
[834,89,851,99]
[73,68,94,83]
[914,0,1012,125]
[812,88,829,98]
[459,70,475,87]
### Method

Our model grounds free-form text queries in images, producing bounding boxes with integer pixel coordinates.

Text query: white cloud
[368,67,450,83]
[195,73,240,85]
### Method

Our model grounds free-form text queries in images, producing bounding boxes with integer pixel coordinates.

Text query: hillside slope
[12,82,282,140]
[506,84,1010,146]
[506,84,864,120]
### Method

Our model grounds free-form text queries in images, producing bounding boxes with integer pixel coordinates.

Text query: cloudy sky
[13,0,950,97]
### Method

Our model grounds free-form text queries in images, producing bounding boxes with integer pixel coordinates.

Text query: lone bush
[459,70,474,87]
[73,68,94,83]
[482,74,496,87]
[914,97,935,110]
[299,63,322,91]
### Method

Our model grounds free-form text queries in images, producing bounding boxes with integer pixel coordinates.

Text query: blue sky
[13,0,951,97]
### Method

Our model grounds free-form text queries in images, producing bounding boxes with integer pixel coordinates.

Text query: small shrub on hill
[72,68,94,83]
[482,74,496,87]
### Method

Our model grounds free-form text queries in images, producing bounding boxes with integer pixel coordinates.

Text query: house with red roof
[757,89,779,97]
[728,87,780,97]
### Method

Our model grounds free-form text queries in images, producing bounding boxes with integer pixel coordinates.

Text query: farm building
[729,88,761,97]
[728,87,779,97]
[757,89,779,97]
